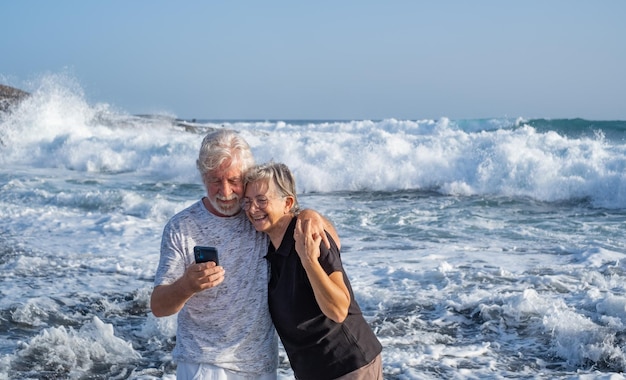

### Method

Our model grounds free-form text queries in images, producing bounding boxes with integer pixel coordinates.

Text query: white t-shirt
[154,200,278,375]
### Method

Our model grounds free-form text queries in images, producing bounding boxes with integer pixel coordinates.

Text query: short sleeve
[317,232,343,275]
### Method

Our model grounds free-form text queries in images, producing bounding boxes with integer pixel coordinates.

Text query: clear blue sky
[2,1,625,120]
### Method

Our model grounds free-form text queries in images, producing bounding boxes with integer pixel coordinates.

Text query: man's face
[202,161,244,217]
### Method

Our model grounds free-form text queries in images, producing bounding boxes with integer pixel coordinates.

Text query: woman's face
[243,179,290,235]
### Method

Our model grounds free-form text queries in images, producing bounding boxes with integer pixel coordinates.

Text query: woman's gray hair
[196,129,255,176]
[245,162,300,214]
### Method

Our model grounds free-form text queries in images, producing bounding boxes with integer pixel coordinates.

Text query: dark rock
[0,84,30,113]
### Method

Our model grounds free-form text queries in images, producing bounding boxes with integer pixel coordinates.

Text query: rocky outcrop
[0,84,29,113]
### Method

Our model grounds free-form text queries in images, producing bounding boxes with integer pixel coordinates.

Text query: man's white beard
[209,194,240,216]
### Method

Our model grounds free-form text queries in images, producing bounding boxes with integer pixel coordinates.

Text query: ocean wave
[2,76,625,209]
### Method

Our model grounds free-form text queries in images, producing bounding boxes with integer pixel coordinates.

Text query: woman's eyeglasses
[241,196,270,211]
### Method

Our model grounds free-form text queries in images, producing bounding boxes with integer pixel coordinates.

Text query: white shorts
[176,362,277,380]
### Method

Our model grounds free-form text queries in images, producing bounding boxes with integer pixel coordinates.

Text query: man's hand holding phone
[188,246,224,291]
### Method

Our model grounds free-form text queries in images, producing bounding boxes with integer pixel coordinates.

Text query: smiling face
[244,179,294,244]
[202,159,244,217]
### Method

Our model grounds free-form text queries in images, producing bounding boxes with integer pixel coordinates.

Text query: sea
[1,77,626,380]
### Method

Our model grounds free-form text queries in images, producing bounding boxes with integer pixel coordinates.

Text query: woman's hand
[294,218,322,267]
[296,209,341,250]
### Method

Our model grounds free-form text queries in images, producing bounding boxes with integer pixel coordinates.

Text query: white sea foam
[12,316,141,376]
[2,77,626,209]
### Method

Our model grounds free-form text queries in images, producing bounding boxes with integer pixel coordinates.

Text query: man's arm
[150,262,225,317]
[298,208,341,250]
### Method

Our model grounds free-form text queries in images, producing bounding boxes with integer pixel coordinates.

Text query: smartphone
[194,246,219,265]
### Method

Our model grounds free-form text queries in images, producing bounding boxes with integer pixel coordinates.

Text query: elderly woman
[242,162,383,380]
